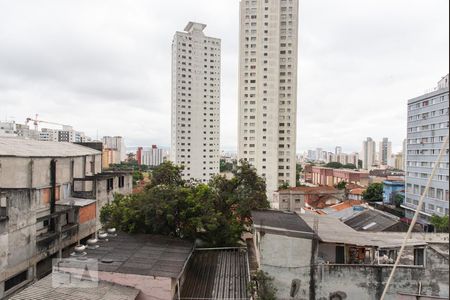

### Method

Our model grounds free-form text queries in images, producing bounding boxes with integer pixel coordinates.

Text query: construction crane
[25,114,69,131]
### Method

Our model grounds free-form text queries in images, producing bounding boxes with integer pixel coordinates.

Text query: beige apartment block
[171,22,221,183]
[238,0,299,198]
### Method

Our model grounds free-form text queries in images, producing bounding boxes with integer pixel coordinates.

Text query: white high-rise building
[362,137,376,170]
[404,74,449,227]
[379,137,392,166]
[141,145,164,167]
[171,22,221,183]
[238,0,299,196]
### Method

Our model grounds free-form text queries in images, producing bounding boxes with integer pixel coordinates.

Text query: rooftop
[181,248,250,299]
[252,210,314,239]
[299,214,426,248]
[344,209,400,232]
[278,185,341,193]
[0,137,100,158]
[69,233,194,278]
[10,274,139,300]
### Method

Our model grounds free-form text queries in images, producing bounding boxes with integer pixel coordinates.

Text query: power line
[380,132,449,300]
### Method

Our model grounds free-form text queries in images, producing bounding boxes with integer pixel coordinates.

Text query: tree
[295,163,303,186]
[100,159,269,246]
[220,159,234,172]
[342,163,357,169]
[132,170,144,186]
[431,215,449,232]
[249,270,277,300]
[393,193,404,208]
[324,162,343,169]
[334,181,347,190]
[149,161,184,187]
[362,183,383,202]
[278,182,290,190]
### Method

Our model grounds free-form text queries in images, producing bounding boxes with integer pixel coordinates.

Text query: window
[118,176,125,188]
[5,270,28,292]
[107,178,114,192]
[414,248,424,266]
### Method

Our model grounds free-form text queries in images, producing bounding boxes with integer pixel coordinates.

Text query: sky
[0,0,448,154]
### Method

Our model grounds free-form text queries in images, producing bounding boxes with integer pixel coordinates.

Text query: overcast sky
[0,0,448,154]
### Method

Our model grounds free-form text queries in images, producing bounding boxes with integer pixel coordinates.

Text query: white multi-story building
[238,0,299,197]
[141,145,164,167]
[379,137,392,167]
[171,22,221,183]
[102,136,126,162]
[404,74,449,227]
[362,137,376,170]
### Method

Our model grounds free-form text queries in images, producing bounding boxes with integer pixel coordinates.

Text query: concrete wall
[315,247,449,300]
[0,154,102,189]
[258,232,312,299]
[258,233,448,299]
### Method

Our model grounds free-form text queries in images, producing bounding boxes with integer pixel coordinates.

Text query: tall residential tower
[404,74,449,228]
[171,22,221,182]
[379,137,392,166]
[238,0,299,198]
[362,137,376,170]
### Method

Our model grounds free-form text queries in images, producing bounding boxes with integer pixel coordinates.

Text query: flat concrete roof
[0,137,100,157]
[57,197,96,207]
[70,233,194,278]
[9,273,140,300]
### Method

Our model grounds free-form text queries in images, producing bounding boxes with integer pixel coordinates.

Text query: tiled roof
[278,186,340,193]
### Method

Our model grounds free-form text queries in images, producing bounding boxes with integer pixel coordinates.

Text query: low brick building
[305,165,370,187]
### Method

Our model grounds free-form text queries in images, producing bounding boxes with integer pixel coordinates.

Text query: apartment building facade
[379,137,392,166]
[171,22,221,183]
[141,145,164,167]
[0,137,132,298]
[238,0,299,196]
[362,137,376,170]
[404,74,449,227]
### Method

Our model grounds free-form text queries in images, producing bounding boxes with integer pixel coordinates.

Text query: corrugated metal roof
[0,137,100,157]
[181,248,250,300]
[9,274,139,300]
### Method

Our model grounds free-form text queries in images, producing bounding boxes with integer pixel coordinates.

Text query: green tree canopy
[334,181,347,190]
[324,162,343,169]
[362,183,383,202]
[431,215,449,233]
[219,159,234,172]
[149,161,184,187]
[100,159,269,246]
[394,193,404,208]
[295,163,303,186]
[342,163,357,169]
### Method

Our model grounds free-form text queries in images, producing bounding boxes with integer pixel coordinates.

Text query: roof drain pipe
[50,159,57,232]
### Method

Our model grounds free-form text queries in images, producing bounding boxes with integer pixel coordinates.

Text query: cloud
[0,0,448,154]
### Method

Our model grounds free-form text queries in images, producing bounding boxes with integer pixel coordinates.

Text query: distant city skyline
[0,0,448,154]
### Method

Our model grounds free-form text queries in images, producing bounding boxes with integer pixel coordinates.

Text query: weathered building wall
[259,232,312,299]
[0,190,36,282]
